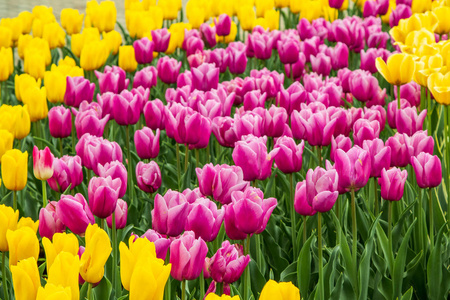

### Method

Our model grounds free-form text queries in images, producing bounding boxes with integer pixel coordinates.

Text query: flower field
[0,0,449,299]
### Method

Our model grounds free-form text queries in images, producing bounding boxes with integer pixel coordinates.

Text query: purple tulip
[226,47,247,74]
[285,52,306,81]
[191,63,220,92]
[349,70,379,103]
[361,49,382,74]
[133,66,158,90]
[411,153,442,189]
[363,0,378,17]
[385,132,409,167]
[294,180,316,216]
[170,231,208,281]
[39,201,65,239]
[56,193,95,235]
[185,197,224,242]
[185,37,205,57]
[330,135,352,162]
[362,138,391,178]
[157,56,181,84]
[274,137,304,174]
[394,81,421,107]
[329,0,345,8]
[151,28,171,52]
[212,117,239,148]
[305,166,339,212]
[331,19,365,53]
[134,127,160,160]
[112,90,141,126]
[48,106,72,138]
[387,99,411,129]
[278,38,300,65]
[97,161,128,198]
[301,110,337,147]
[208,241,250,283]
[64,76,95,107]
[243,91,266,111]
[88,176,121,219]
[144,99,165,130]
[94,66,129,94]
[96,92,115,118]
[133,37,155,64]
[334,146,371,192]
[251,33,275,60]
[404,130,434,161]
[353,119,380,147]
[106,199,127,229]
[138,229,172,260]
[75,109,109,139]
[200,23,217,48]
[367,32,389,49]
[214,14,231,36]
[389,4,412,27]
[152,189,189,236]
[378,167,407,201]
[136,161,162,194]
[396,107,427,136]
[310,53,332,77]
[377,0,389,14]
[48,155,83,192]
[225,187,277,238]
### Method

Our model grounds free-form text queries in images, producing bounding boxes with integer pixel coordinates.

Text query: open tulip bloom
[1,2,449,300]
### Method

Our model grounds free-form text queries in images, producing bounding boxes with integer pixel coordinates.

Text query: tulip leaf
[62,183,72,195]
[323,246,340,298]
[392,199,416,250]
[375,222,394,274]
[32,136,59,157]
[359,216,380,300]
[280,262,297,283]
[249,260,266,298]
[94,277,112,300]
[402,286,414,300]
[297,233,315,299]
[426,224,447,299]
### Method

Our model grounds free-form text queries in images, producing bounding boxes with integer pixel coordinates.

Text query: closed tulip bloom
[251,33,275,60]
[170,231,208,281]
[1,149,28,191]
[7,226,39,266]
[133,37,155,65]
[44,70,66,104]
[97,161,127,197]
[11,257,41,300]
[42,232,79,274]
[353,119,381,147]
[209,240,250,284]
[136,161,162,194]
[95,65,130,95]
[22,85,48,122]
[310,53,332,77]
[119,45,138,73]
[75,110,109,139]
[394,81,420,108]
[80,224,112,284]
[111,90,141,126]
[133,66,158,91]
[103,30,122,55]
[362,139,391,178]
[404,130,434,161]
[349,70,379,103]
[61,8,84,35]
[0,204,19,251]
[411,153,442,189]
[276,82,306,115]
[48,155,83,193]
[139,229,172,260]
[80,40,110,71]
[36,284,71,299]
[33,146,54,181]
[134,127,160,160]
[260,280,300,300]
[0,47,13,81]
[144,99,166,130]
[378,167,407,201]
[215,14,232,36]
[334,146,371,192]
[301,110,337,147]
[48,106,72,138]
[226,47,247,74]
[294,180,316,216]
[157,56,181,84]
[200,23,217,48]
[330,135,352,162]
[56,194,95,235]
[274,137,304,174]
[396,107,426,136]
[387,99,410,129]
[376,53,415,86]
[14,73,40,102]
[38,201,65,240]
[88,176,121,219]
[305,167,339,212]
[46,251,80,300]
[106,199,127,229]
[185,197,224,242]
[385,132,409,167]
[23,50,45,80]
[152,28,171,52]
[191,63,220,92]
[64,76,95,108]
[0,129,13,162]
[152,189,189,236]
[42,22,66,49]
[243,91,266,111]
[0,27,12,48]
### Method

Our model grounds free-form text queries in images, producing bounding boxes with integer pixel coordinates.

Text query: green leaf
[249,260,265,298]
[427,224,446,299]
[402,287,414,300]
[376,222,394,274]
[297,233,315,299]
[280,262,297,283]
[359,217,380,300]
[94,277,112,300]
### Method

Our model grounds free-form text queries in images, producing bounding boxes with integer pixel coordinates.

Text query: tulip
[134,127,160,160]
[38,201,65,240]
[185,198,224,242]
[212,117,239,148]
[47,106,72,139]
[48,155,83,193]
[277,38,300,65]
[22,85,48,122]
[133,66,158,90]
[376,53,415,86]
[157,56,181,84]
[133,37,155,65]
[136,161,162,194]
[106,199,128,229]
[152,189,189,236]
[232,135,278,182]
[411,153,442,189]
[11,257,40,300]
[225,187,277,238]
[274,137,304,174]
[226,47,247,74]
[7,226,39,266]
[300,110,337,147]
[396,107,426,136]
[119,45,138,73]
[64,76,95,108]
[276,82,306,115]
[36,284,72,299]
[1,149,28,193]
[215,14,232,36]
[0,27,12,49]
[294,180,316,216]
[80,224,112,284]
[46,251,80,300]
[61,8,84,35]
[56,194,95,235]
[95,66,130,95]
[200,23,217,48]
[80,40,110,71]
[251,33,275,60]
[349,70,379,103]
[152,28,171,52]
[353,119,381,147]
[0,204,19,251]
[97,161,127,198]
[243,91,266,111]
[394,81,420,108]
[362,139,391,178]
[41,232,79,278]
[259,280,300,299]
[205,293,240,299]
[170,230,208,281]
[208,240,250,284]
[74,109,109,139]
[0,47,13,81]
[260,105,289,138]
[103,30,122,55]
[330,135,352,162]
[334,146,371,192]
[0,129,13,162]
[191,63,220,92]
[44,70,66,104]
[14,73,40,102]
[88,176,121,219]
[139,229,172,260]
[32,146,54,181]
[305,166,339,212]
[112,90,141,126]
[378,167,408,202]
[389,4,412,27]
[404,130,434,161]
[144,99,166,130]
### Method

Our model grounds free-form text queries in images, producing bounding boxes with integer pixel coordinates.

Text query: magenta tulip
[134,127,160,160]
[411,153,442,189]
[97,161,128,198]
[157,56,181,84]
[378,167,408,201]
[294,180,316,216]
[56,193,95,235]
[191,63,220,92]
[106,199,128,229]
[133,66,158,90]
[133,37,155,64]
[353,119,381,147]
[48,155,83,193]
[396,107,427,136]
[112,90,141,126]
[362,138,391,178]
[330,135,352,162]
[151,28,171,52]
[138,229,171,260]
[94,66,129,94]
[64,76,95,107]
[152,189,189,236]
[385,132,409,167]
[75,109,109,139]
[208,240,250,283]
[185,197,224,242]
[39,201,65,239]
[305,166,339,212]
[404,130,434,160]
[274,137,304,174]
[200,23,217,48]
[48,106,72,138]
[136,161,162,193]
[88,176,121,219]
[33,146,54,181]
[334,146,371,192]
[144,99,165,130]
[214,14,231,36]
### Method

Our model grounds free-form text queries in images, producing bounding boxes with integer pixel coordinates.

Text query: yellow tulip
[18,11,34,34]
[254,18,270,30]
[434,6,450,35]
[42,232,79,273]
[259,280,300,300]
[412,0,432,13]
[213,0,235,17]
[158,0,179,20]
[103,30,122,55]
[0,18,24,43]
[239,6,256,31]
[59,56,76,67]
[432,86,450,105]
[47,252,80,300]
[186,2,206,29]
[11,257,41,300]
[6,226,39,266]
[80,224,112,284]
[11,105,31,140]
[0,130,13,162]
[22,85,48,122]
[0,204,19,251]
[205,294,240,300]
[403,28,435,51]
[0,105,15,134]
[14,73,41,102]
[71,27,101,57]
[36,284,72,300]
[80,40,109,71]
[255,0,275,18]
[126,0,157,10]
[61,8,84,35]
[300,0,323,22]
[169,22,192,47]
[32,5,55,22]
[88,0,117,33]
[119,45,138,72]
[24,50,46,79]
[223,21,238,44]
[390,11,438,44]
[147,6,164,30]
[24,37,51,66]
[264,9,280,31]
[428,71,450,105]
[17,217,39,233]
[1,149,28,192]
[0,26,13,48]
[43,23,66,49]
[0,47,13,82]
[126,10,156,39]
[376,53,415,86]
[275,0,290,8]
[17,34,33,59]
[165,30,180,55]
[45,71,67,103]
[290,0,302,13]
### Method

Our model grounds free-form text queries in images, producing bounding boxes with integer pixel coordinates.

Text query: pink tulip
[378,167,408,201]
[214,14,231,36]
[133,37,155,64]
[48,106,72,138]
[56,194,95,235]
[330,135,352,162]
[106,199,128,229]
[48,155,83,193]
[64,76,95,108]
[97,161,128,198]
[152,189,189,236]
[134,127,160,160]
[39,201,65,239]
[334,146,371,192]
[385,132,409,167]
[310,53,332,77]
[138,229,171,260]
[191,63,220,92]
[200,23,217,48]
[353,119,381,147]
[294,180,316,216]
[136,161,162,193]
[208,240,250,283]
[185,197,224,242]
[396,107,427,136]
[33,146,54,181]
[411,153,442,189]
[300,110,337,147]
[306,166,339,212]
[144,99,165,130]
[112,90,142,126]
[404,130,434,161]
[157,56,181,84]
[151,28,171,52]
[276,82,307,115]
[94,66,129,94]
[387,99,411,129]
[274,137,304,174]
[133,66,158,90]
[362,138,391,178]
[88,176,121,219]
[75,109,109,139]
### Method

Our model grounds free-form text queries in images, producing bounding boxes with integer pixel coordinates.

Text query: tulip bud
[11,257,41,300]
[259,280,300,300]
[274,137,304,174]
[56,194,95,235]
[0,204,19,251]
[411,153,442,189]
[1,149,28,192]
[136,161,162,194]
[334,146,371,192]
[48,106,72,138]
[88,176,121,219]
[378,167,408,201]
[134,127,160,160]
[294,180,316,216]
[305,167,339,212]
[185,198,224,242]
[33,146,54,181]
[152,28,171,52]
[7,226,40,266]
[133,37,155,65]
[152,189,189,236]
[106,199,128,229]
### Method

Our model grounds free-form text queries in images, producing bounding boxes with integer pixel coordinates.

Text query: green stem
[112,212,120,297]
[243,235,251,300]
[71,118,76,154]
[2,252,9,300]
[13,191,17,211]
[87,283,93,300]
[388,201,392,254]
[429,188,434,248]
[317,146,322,168]
[318,212,324,300]
[351,188,358,293]
[42,180,47,208]
[303,216,307,244]
[216,281,224,296]
[195,149,199,169]
[374,177,379,216]
[126,125,134,205]
[290,64,294,83]
[397,85,401,110]
[447,107,450,225]
[181,280,186,300]
[418,189,424,252]
[427,89,431,132]
[59,138,63,156]
[199,271,205,299]
[176,143,181,190]
[255,234,262,271]
[290,173,297,259]
[184,144,189,173]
